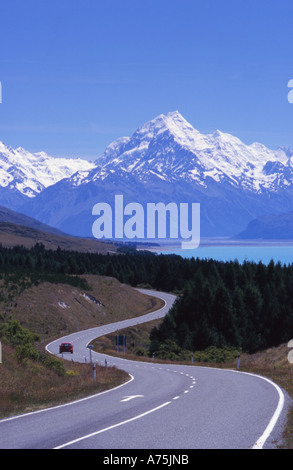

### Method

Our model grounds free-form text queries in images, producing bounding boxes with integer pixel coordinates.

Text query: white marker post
[87,344,94,363]
[237,352,241,370]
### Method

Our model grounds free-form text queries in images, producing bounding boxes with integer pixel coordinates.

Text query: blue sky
[0,0,293,160]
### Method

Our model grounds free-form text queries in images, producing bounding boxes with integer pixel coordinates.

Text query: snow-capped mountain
[0,141,95,202]
[74,110,292,193]
[2,111,293,239]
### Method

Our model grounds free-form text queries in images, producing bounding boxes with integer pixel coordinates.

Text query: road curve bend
[0,289,290,449]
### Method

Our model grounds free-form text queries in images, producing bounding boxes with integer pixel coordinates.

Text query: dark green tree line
[150,259,293,355]
[1,243,293,354]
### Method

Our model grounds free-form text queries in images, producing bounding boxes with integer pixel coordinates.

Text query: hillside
[1,274,162,341]
[0,253,164,419]
[0,205,67,235]
[0,221,115,253]
[0,205,117,253]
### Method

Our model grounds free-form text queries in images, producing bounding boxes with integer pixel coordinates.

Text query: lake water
[159,243,293,265]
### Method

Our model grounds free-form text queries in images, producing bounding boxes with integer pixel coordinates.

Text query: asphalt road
[0,289,290,449]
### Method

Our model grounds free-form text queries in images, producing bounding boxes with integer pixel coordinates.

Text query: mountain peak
[149,110,196,131]
[2,111,293,214]
[2,111,293,240]
[0,141,95,199]
[212,129,224,138]
[164,110,187,122]
[89,111,293,193]
[130,111,201,152]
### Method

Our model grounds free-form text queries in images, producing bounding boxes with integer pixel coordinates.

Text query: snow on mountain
[69,110,292,194]
[2,111,293,238]
[1,111,292,200]
[0,141,95,198]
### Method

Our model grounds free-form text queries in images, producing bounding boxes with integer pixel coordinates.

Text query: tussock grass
[0,342,129,419]
[0,274,161,340]
[0,276,163,419]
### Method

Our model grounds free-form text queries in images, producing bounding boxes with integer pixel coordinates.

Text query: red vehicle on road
[59,342,73,354]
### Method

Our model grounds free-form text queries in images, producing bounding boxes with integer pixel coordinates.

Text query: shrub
[38,352,66,376]
[0,318,40,346]
[0,317,66,375]
[155,339,182,360]
[193,345,240,363]
[135,347,147,357]
[15,343,39,362]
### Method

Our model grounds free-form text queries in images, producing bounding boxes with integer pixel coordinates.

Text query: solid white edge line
[0,374,134,424]
[247,373,285,449]
[3,288,285,449]
[187,364,286,449]
[53,401,171,449]
[229,369,285,449]
[0,292,172,424]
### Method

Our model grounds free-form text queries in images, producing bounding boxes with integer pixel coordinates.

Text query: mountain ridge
[0,140,95,204]
[87,110,292,193]
[1,111,293,239]
[235,210,293,240]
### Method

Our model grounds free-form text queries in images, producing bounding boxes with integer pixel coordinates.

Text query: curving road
[0,289,289,449]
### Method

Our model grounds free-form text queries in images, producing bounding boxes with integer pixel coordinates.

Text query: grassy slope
[0,221,115,253]
[0,342,130,418]
[0,274,163,419]
[1,274,161,340]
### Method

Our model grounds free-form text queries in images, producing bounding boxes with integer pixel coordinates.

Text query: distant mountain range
[0,140,95,208]
[235,211,293,240]
[1,111,293,240]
